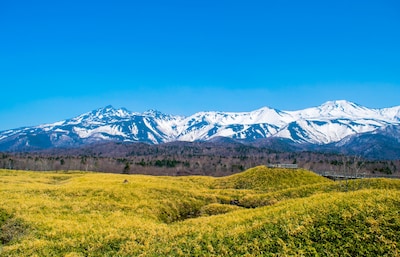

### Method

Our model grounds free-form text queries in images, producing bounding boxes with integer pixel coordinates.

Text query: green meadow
[1,166,400,256]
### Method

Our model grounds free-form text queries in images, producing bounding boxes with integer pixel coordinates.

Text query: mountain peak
[103,104,115,109]
[320,100,360,109]
[142,109,173,119]
[255,106,280,112]
[311,100,372,118]
[65,105,134,125]
[92,105,116,114]
[143,109,163,115]
[93,105,132,117]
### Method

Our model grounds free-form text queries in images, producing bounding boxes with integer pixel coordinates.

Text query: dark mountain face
[329,125,400,160]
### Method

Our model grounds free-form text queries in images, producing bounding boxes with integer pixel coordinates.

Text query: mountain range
[1,100,399,159]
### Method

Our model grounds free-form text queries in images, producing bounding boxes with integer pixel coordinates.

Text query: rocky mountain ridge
[0,100,399,159]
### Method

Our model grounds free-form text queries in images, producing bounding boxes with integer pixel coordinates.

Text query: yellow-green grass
[0,166,399,256]
[213,166,331,191]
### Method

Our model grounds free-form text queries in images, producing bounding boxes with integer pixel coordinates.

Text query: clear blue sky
[1,0,399,130]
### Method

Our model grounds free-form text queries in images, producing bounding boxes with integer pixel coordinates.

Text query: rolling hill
[1,166,400,256]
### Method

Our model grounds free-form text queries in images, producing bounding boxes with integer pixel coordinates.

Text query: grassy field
[1,166,400,256]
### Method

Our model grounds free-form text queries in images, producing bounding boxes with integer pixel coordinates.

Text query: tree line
[0,142,399,177]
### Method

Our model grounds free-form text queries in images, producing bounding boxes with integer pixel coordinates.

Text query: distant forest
[1,141,399,178]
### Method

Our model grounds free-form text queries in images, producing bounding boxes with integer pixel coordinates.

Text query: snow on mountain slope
[175,100,398,144]
[289,100,396,121]
[267,100,398,144]
[167,107,292,142]
[180,107,292,127]
[274,118,387,144]
[0,100,399,151]
[380,106,400,122]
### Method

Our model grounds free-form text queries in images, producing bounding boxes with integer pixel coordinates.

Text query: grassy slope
[0,166,399,256]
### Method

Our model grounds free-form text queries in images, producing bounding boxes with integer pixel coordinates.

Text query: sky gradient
[1,0,399,130]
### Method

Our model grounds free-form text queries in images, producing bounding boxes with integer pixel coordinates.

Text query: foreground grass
[0,166,399,256]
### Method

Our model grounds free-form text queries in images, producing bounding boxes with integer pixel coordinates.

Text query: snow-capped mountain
[0,100,399,152]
